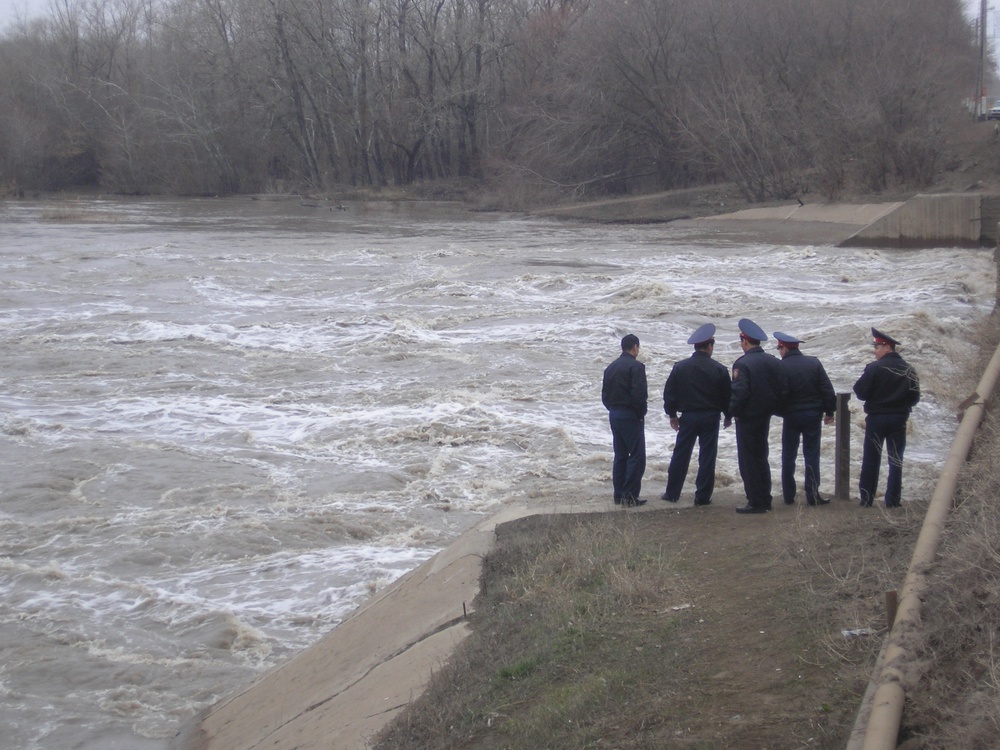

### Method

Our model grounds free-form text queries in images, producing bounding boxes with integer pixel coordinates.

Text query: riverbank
[171,201,998,750]
[171,498,612,750]
[536,193,1000,247]
[178,478,900,750]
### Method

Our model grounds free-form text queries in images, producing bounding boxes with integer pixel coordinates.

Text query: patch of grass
[373,500,919,749]
[497,658,538,681]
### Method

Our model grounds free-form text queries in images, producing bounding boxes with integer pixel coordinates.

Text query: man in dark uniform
[730,318,788,514]
[853,328,920,508]
[602,333,648,506]
[774,331,837,506]
[661,323,732,506]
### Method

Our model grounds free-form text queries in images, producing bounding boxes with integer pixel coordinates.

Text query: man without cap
[774,331,837,506]
[602,334,648,506]
[730,318,788,514]
[661,323,732,506]
[853,328,920,508]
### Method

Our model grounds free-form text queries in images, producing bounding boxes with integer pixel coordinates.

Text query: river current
[0,196,994,749]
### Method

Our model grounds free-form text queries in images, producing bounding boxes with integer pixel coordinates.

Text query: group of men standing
[601,320,920,513]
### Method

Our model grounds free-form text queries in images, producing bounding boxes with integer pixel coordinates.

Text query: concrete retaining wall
[841,193,992,247]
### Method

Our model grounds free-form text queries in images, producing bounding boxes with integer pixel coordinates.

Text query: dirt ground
[375,485,923,750]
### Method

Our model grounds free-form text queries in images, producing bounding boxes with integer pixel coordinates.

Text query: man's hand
[724,416,732,429]
[670,417,680,431]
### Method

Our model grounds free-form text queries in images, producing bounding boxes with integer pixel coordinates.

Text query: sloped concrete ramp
[691,194,1000,247]
[709,202,903,225]
[676,202,903,246]
[170,501,590,750]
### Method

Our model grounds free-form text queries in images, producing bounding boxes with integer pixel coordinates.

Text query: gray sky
[1,0,48,27]
[0,0,990,36]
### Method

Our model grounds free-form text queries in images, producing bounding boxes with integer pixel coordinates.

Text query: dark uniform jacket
[853,352,920,415]
[779,349,837,416]
[729,346,788,419]
[602,353,648,419]
[663,351,731,419]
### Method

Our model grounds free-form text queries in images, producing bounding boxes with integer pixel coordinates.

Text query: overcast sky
[0,0,47,27]
[0,0,990,36]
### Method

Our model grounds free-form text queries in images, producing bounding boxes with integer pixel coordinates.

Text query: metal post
[835,392,851,500]
[994,235,998,315]
[885,590,898,631]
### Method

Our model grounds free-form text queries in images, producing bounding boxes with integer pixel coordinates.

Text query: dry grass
[372,501,923,750]
[901,317,1000,749]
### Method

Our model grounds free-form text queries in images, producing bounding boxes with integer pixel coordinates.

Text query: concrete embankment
[542,192,1000,247]
[676,202,904,246]
[686,194,1000,247]
[839,193,1000,247]
[171,510,494,750]
[170,497,619,750]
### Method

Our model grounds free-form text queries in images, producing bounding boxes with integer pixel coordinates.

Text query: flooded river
[0,196,994,748]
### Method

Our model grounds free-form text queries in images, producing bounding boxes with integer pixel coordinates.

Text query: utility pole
[979,0,987,118]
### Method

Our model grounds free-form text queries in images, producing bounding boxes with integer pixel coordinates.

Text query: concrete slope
[706,202,904,225]
[171,502,581,750]
[671,203,902,246]
[542,194,999,247]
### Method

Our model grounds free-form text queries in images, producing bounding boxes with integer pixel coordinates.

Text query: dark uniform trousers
[781,409,823,504]
[859,412,908,507]
[735,415,772,509]
[609,409,646,501]
[665,410,720,503]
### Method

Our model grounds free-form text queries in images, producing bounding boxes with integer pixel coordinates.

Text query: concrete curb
[172,503,551,750]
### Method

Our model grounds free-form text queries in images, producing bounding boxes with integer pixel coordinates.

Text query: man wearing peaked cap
[853,327,920,508]
[870,328,900,347]
[737,318,768,342]
[661,323,732,506]
[687,322,717,346]
[730,318,788,514]
[774,331,837,507]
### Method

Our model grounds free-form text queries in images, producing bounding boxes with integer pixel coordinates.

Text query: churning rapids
[0,196,994,749]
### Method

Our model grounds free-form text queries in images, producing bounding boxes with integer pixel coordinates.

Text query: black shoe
[735,504,768,514]
[807,497,830,506]
[660,492,678,502]
[623,497,647,507]
[784,498,795,505]
[694,499,712,506]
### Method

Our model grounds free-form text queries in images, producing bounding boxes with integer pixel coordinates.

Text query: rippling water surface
[0,196,994,748]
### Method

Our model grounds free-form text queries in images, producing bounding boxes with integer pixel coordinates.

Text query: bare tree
[0,0,982,198]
